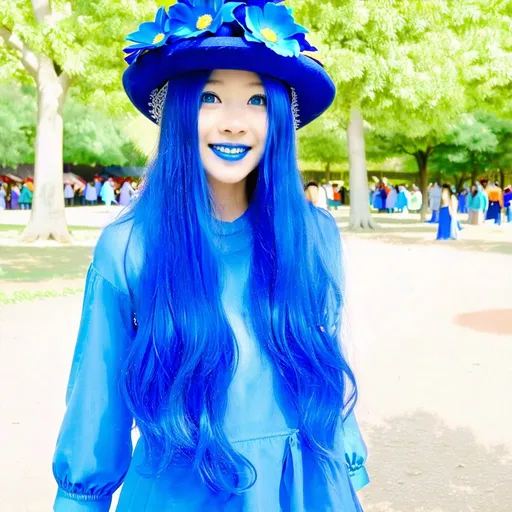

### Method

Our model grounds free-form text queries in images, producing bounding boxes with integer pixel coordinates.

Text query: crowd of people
[0,175,140,211]
[63,177,139,208]
[370,181,423,213]
[0,180,34,210]
[304,181,347,209]
[303,177,512,242]
[371,179,512,240]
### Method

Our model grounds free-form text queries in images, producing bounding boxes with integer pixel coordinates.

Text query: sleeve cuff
[350,466,370,492]
[54,489,112,512]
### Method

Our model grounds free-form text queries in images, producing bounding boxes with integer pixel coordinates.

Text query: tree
[0,83,145,169]
[432,113,512,185]
[292,0,512,224]
[297,116,347,182]
[0,0,155,241]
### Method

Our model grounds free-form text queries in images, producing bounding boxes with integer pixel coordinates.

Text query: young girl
[52,2,368,510]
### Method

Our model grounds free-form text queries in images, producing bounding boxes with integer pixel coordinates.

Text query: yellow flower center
[196,14,213,30]
[153,33,165,45]
[261,28,278,43]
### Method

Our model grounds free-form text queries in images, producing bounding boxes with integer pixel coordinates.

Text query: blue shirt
[52,206,369,511]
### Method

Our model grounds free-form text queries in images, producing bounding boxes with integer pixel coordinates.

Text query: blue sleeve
[52,264,135,511]
[317,210,370,490]
[343,412,370,491]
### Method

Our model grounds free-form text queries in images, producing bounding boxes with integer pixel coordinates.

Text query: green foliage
[297,116,347,167]
[292,0,512,175]
[0,84,35,166]
[0,0,159,115]
[63,92,147,166]
[430,112,512,176]
[0,83,145,166]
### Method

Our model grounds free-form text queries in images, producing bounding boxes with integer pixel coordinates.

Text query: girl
[52,2,368,511]
[467,183,486,225]
[437,184,458,240]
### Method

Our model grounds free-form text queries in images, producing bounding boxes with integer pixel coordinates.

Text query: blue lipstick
[209,143,251,162]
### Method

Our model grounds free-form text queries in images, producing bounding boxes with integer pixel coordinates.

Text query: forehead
[208,69,263,88]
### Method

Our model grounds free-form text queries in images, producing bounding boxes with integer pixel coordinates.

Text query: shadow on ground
[333,209,512,256]
[361,411,512,512]
[0,246,92,281]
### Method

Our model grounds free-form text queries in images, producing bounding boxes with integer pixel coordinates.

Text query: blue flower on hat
[228,0,284,7]
[124,7,172,64]
[167,0,242,40]
[243,2,314,58]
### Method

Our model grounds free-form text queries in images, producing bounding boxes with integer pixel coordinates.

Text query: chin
[205,166,255,186]
[206,170,251,185]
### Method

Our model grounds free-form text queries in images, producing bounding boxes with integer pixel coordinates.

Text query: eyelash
[201,92,267,106]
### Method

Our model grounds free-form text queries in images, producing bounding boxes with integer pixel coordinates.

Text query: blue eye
[249,95,267,106]
[201,92,219,104]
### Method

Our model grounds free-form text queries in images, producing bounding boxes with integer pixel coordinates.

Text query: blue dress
[52,208,369,511]
[436,206,456,240]
[504,192,512,223]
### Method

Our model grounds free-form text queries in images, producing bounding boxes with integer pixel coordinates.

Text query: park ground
[1,205,512,511]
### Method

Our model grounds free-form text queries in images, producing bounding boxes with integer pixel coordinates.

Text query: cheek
[254,113,268,151]
[198,109,215,142]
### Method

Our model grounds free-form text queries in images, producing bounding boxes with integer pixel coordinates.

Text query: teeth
[213,145,247,154]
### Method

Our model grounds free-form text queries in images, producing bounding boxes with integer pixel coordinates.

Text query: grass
[0,287,84,305]
[0,246,92,282]
[0,224,100,232]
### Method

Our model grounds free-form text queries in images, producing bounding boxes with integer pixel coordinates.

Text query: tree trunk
[470,152,478,184]
[347,108,375,230]
[499,168,505,188]
[414,149,432,222]
[456,173,467,193]
[325,161,331,183]
[21,56,71,242]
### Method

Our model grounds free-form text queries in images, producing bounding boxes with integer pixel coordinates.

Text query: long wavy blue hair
[120,70,357,494]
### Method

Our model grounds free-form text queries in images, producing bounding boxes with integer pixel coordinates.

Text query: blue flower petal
[123,42,151,51]
[169,3,197,24]
[245,6,263,32]
[293,32,318,53]
[154,6,168,27]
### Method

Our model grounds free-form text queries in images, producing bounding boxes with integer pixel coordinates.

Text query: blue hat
[122,0,335,129]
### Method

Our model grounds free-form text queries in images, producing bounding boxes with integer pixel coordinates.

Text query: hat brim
[122,36,336,128]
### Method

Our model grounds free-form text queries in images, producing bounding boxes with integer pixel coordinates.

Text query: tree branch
[0,27,39,78]
[31,0,52,24]
[396,144,415,156]
[59,71,71,95]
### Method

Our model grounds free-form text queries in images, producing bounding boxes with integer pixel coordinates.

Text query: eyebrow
[206,79,263,87]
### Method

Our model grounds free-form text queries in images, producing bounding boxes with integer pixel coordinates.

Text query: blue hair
[119,70,357,495]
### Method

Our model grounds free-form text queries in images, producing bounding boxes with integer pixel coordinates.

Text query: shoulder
[92,215,143,295]
[307,205,342,263]
[309,205,340,242]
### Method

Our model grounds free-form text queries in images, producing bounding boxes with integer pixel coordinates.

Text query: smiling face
[198,69,268,191]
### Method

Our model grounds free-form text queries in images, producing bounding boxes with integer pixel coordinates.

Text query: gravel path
[1,208,511,511]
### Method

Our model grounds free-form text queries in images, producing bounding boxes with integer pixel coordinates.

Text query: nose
[218,108,248,136]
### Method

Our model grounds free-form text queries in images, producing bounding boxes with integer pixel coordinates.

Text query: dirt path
[1,214,512,511]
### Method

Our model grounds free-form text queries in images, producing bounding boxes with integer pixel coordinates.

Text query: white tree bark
[347,108,376,230]
[22,56,71,242]
[1,0,73,242]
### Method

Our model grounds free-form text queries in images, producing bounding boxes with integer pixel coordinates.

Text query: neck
[208,177,248,222]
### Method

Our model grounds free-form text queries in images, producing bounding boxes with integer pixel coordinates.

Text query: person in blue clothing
[467,183,486,225]
[504,186,512,223]
[52,2,369,511]
[437,184,459,240]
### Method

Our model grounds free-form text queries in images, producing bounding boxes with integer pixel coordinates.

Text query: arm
[52,260,135,511]
[343,412,370,491]
[320,211,370,491]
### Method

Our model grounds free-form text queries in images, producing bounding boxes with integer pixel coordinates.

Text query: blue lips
[209,143,251,162]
